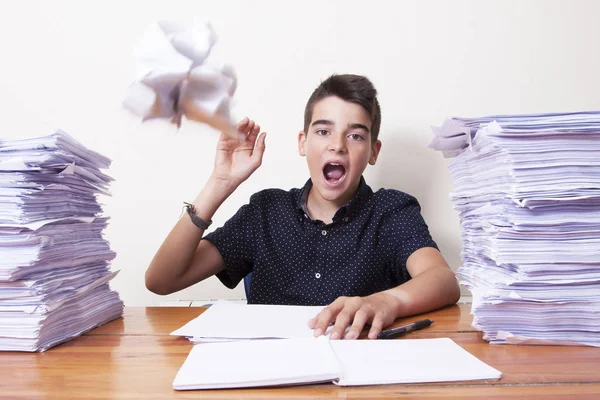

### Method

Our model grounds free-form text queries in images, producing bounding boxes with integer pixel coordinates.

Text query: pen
[376,319,433,339]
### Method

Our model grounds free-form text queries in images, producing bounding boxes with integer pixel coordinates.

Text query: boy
[146,74,460,340]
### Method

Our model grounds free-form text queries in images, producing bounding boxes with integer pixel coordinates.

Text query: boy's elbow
[145,272,173,295]
[446,268,461,305]
[449,286,461,306]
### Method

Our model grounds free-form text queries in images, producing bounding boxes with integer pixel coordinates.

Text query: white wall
[1,0,598,306]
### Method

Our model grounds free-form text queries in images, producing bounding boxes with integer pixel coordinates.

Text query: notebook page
[330,338,501,386]
[171,301,324,339]
[173,337,339,390]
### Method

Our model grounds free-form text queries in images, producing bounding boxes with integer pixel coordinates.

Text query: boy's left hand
[308,292,402,340]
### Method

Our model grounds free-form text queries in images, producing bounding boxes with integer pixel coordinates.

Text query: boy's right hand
[212,117,267,187]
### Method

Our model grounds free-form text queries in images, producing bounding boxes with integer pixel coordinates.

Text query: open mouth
[323,162,347,185]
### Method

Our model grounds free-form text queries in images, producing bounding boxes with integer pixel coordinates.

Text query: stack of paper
[430,111,600,346]
[0,131,123,352]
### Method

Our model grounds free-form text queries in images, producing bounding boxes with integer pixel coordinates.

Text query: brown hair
[303,74,381,142]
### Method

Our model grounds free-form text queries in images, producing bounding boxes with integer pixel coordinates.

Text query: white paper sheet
[171,300,324,340]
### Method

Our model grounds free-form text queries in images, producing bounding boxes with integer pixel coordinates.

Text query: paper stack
[430,112,600,346]
[0,131,123,352]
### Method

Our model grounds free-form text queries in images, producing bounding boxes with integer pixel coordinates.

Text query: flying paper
[123,19,236,132]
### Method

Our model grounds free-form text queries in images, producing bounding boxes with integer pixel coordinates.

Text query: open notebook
[173,337,501,390]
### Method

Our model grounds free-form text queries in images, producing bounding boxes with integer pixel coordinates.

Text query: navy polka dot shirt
[204,177,438,306]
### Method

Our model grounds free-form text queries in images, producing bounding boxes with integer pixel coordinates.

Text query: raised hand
[212,117,267,187]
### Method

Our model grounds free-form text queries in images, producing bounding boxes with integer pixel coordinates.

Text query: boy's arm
[145,117,267,295]
[308,247,460,340]
[144,178,231,295]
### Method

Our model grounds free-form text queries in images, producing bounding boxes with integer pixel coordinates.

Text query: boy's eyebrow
[311,119,334,127]
[348,123,370,133]
[311,120,370,133]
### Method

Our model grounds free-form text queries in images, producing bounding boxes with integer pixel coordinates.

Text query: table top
[2,304,600,399]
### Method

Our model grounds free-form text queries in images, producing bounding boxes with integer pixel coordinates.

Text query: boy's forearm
[191,175,239,220]
[145,176,238,294]
[383,266,461,319]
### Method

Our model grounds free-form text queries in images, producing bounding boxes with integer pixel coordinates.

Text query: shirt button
[315,273,321,279]
[343,217,349,222]
[321,230,327,236]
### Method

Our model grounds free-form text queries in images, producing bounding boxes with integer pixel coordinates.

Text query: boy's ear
[298,131,307,156]
[369,140,382,165]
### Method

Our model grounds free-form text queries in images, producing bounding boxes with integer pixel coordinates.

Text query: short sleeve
[203,200,256,289]
[380,195,438,283]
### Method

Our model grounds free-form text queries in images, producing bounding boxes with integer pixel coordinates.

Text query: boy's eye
[348,133,364,141]
[316,129,329,136]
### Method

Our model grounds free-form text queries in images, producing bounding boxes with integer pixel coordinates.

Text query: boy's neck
[305,183,358,225]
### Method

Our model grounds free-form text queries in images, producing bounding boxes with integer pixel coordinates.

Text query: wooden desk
[2,305,600,399]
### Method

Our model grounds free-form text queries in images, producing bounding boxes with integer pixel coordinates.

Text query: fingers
[236,117,262,144]
[310,293,399,340]
[329,297,364,340]
[329,310,353,340]
[236,117,257,136]
[309,298,345,337]
[309,296,390,340]
[247,121,261,144]
[345,308,370,340]
[310,297,373,340]
[244,120,255,137]
[368,314,386,339]
[236,117,250,132]
[308,309,333,337]
[250,132,267,166]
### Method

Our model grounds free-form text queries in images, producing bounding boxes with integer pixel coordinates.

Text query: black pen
[376,319,433,339]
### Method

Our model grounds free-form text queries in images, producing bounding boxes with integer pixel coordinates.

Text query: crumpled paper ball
[123,19,236,131]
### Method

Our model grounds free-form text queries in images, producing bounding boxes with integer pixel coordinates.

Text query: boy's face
[298,96,381,207]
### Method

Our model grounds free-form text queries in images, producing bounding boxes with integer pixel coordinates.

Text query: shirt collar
[296,176,373,223]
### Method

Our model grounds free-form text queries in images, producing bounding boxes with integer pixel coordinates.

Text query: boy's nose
[328,135,347,153]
